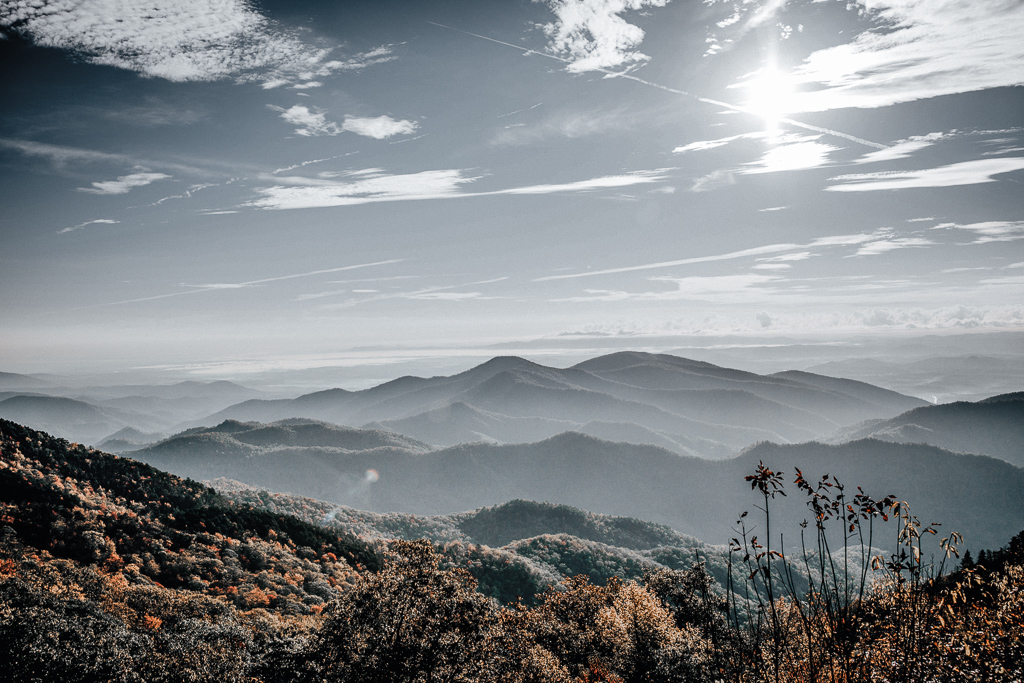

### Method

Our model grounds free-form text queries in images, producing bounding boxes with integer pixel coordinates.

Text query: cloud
[826,158,1024,191]
[0,1,395,85]
[758,206,787,212]
[537,0,670,73]
[318,277,508,310]
[740,138,841,175]
[269,106,417,138]
[0,138,131,167]
[495,170,668,195]
[250,168,668,210]
[341,115,418,139]
[673,132,764,153]
[78,172,172,195]
[758,251,813,262]
[785,0,1024,111]
[536,231,890,281]
[269,105,339,136]
[853,133,946,164]
[690,169,735,192]
[58,218,119,234]
[557,273,781,302]
[0,138,217,178]
[850,237,933,256]
[272,153,356,175]
[492,109,629,146]
[251,170,479,209]
[934,220,1024,243]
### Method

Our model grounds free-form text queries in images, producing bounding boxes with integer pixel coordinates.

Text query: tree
[304,540,498,683]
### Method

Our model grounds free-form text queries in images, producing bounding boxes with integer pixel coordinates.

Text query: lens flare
[364,469,380,483]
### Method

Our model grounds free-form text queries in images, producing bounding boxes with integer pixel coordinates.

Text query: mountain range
[189,352,926,459]
[827,392,1024,467]
[132,419,1024,551]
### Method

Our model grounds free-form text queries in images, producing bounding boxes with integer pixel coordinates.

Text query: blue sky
[1,0,1023,379]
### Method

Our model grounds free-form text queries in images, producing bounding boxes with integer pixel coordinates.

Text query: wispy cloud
[934,220,1024,243]
[58,219,119,234]
[758,252,812,262]
[250,168,669,210]
[319,277,508,309]
[1,1,395,85]
[690,169,736,193]
[826,158,1024,192]
[850,237,934,256]
[556,273,781,302]
[673,131,764,153]
[740,138,841,175]
[785,0,1024,111]
[272,153,357,175]
[0,138,220,178]
[269,105,417,138]
[251,169,479,209]
[0,138,131,167]
[495,170,668,195]
[854,133,946,164]
[537,0,670,73]
[535,231,884,281]
[492,109,630,146]
[497,102,543,119]
[78,172,172,195]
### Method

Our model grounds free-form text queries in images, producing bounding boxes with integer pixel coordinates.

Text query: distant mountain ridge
[193,351,926,458]
[0,379,269,445]
[132,419,1024,551]
[828,392,1024,467]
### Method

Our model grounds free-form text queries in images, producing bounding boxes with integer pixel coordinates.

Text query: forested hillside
[135,422,1024,551]
[3,419,1024,682]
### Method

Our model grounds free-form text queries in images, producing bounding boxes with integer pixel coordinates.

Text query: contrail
[426,21,886,150]
[81,259,406,309]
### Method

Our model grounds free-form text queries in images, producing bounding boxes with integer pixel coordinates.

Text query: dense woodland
[2,418,1024,682]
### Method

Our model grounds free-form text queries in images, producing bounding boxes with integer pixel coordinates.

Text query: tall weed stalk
[725,462,963,683]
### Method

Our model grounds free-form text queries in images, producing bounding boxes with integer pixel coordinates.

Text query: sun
[742,67,796,133]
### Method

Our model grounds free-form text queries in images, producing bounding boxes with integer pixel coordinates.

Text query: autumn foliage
[2,420,1023,682]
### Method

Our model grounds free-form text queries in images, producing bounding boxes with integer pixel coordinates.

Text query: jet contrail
[80,259,406,309]
[426,21,886,150]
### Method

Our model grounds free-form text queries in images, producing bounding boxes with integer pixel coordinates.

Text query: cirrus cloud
[788,0,1024,112]
[78,172,172,195]
[826,158,1024,192]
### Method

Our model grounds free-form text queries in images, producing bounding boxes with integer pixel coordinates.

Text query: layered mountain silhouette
[828,392,1024,467]
[0,371,50,390]
[195,352,925,458]
[133,420,1024,551]
[0,395,167,444]
[0,379,268,445]
[806,354,1024,403]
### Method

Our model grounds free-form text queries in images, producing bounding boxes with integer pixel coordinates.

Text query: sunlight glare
[743,67,795,133]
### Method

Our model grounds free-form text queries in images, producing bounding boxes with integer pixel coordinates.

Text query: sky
[2,0,1023,381]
